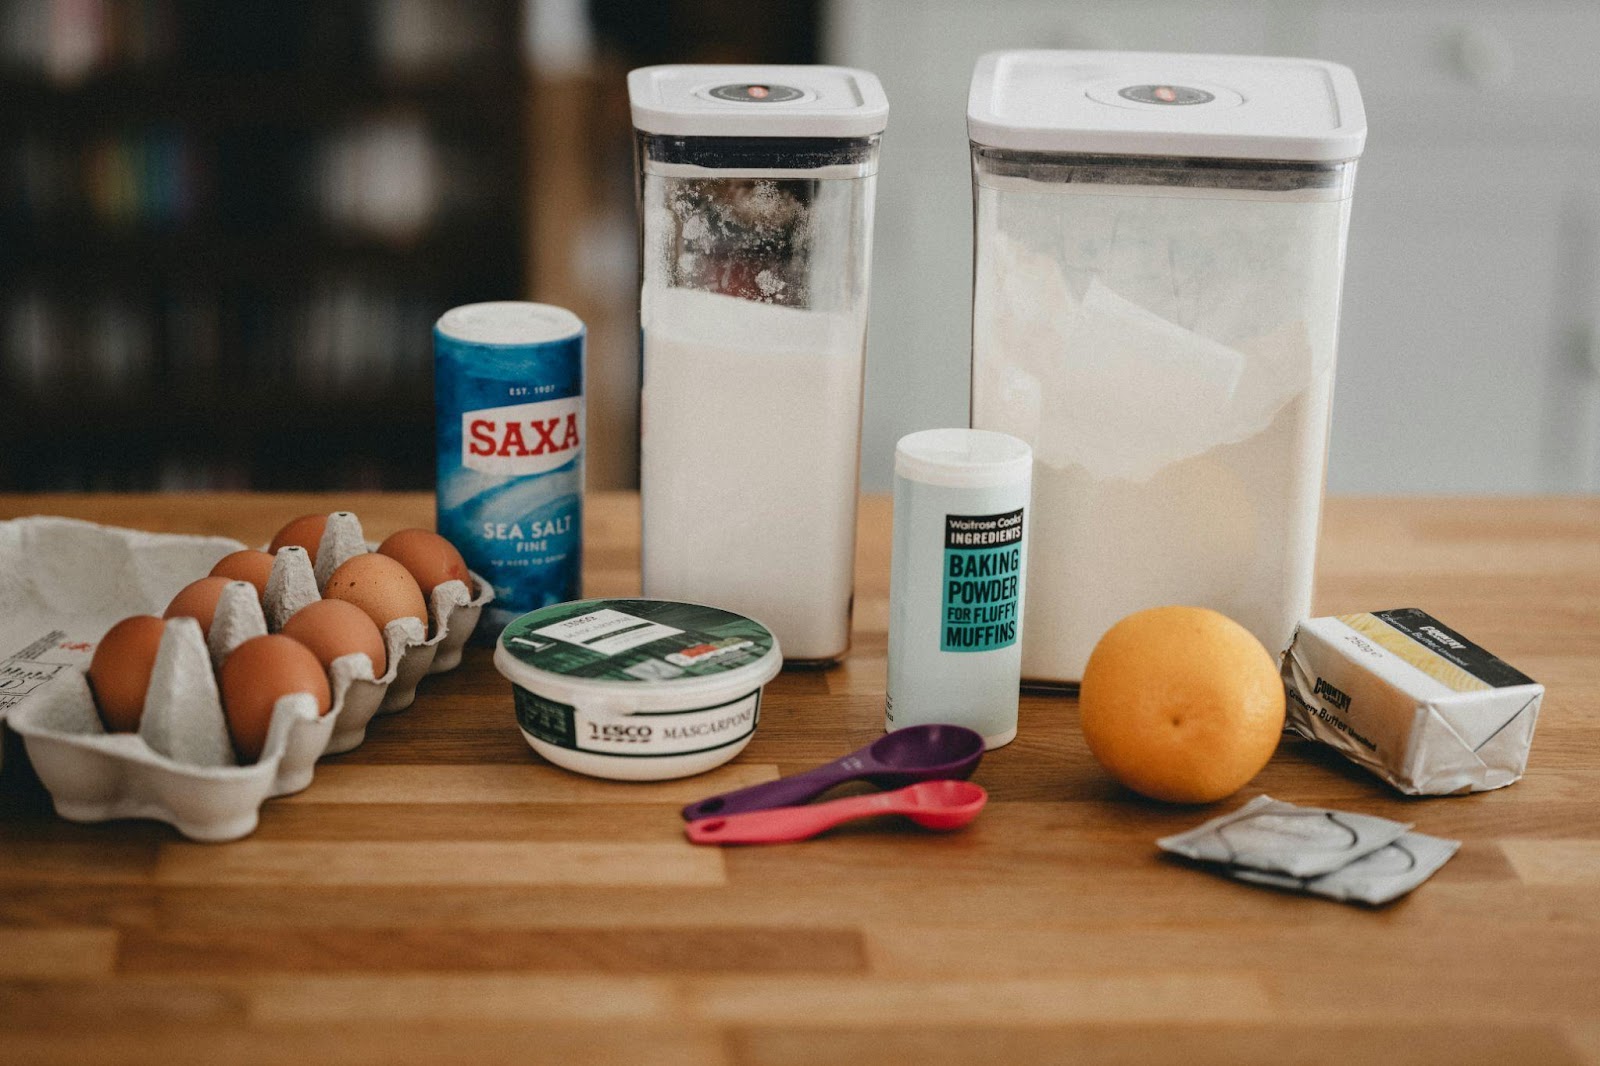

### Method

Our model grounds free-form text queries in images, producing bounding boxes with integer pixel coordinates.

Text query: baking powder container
[435,301,584,644]
[494,598,782,781]
[886,429,1031,749]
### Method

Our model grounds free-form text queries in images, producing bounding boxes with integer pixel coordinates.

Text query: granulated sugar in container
[967,51,1367,684]
[629,64,887,664]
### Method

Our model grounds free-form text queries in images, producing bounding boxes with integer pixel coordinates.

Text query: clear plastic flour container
[967,51,1366,685]
[629,64,888,664]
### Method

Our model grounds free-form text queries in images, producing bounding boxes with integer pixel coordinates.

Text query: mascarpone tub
[494,598,782,781]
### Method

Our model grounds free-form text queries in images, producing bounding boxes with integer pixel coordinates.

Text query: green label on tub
[500,599,774,682]
[514,686,762,757]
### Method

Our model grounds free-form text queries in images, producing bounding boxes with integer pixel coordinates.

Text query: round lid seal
[627,64,889,139]
[494,598,783,714]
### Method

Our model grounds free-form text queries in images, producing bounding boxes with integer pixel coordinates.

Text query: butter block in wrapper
[1282,609,1543,795]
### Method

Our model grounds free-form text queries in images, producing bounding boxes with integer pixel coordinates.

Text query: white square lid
[628,64,889,139]
[968,50,1365,162]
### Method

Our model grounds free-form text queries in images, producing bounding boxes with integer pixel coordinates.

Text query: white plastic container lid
[967,50,1366,163]
[895,428,1033,489]
[629,64,889,139]
[495,599,782,715]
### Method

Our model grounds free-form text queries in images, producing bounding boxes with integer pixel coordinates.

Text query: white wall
[826,0,1600,493]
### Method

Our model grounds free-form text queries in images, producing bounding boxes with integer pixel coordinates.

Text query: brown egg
[324,553,428,632]
[164,576,235,636]
[87,615,166,732]
[209,549,275,599]
[219,634,332,763]
[377,528,471,597]
[269,513,328,563]
[279,597,387,675]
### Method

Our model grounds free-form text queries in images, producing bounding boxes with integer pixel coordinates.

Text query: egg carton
[0,513,492,841]
[270,511,492,748]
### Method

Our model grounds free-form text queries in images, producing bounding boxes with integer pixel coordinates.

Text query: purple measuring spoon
[680,723,986,821]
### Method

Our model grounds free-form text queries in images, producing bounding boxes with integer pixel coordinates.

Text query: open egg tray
[1,513,492,842]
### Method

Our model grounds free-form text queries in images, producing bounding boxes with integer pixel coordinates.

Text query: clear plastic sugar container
[629,64,888,663]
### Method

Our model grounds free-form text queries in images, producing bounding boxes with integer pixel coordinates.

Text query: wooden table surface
[1,492,1597,1066]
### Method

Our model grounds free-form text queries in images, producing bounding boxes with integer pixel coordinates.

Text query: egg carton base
[0,514,493,841]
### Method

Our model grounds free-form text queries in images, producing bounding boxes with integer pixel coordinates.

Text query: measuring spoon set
[681,723,989,846]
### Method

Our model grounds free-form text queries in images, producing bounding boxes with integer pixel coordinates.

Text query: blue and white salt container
[435,302,585,641]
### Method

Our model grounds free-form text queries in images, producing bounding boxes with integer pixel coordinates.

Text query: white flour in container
[972,182,1348,683]
[641,286,865,661]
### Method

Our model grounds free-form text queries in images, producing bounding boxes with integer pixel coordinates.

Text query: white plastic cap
[435,302,584,346]
[628,64,889,139]
[895,429,1033,489]
[967,50,1366,162]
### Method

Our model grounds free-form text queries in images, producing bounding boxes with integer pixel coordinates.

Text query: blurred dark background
[7,1,1598,495]
[0,0,816,491]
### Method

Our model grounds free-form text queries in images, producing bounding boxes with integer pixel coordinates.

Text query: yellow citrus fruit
[1078,605,1285,804]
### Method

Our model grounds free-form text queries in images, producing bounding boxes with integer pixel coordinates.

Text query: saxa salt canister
[435,302,584,641]
[886,429,1031,749]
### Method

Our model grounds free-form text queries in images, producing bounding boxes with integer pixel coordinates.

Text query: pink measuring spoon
[680,723,985,821]
[684,779,988,845]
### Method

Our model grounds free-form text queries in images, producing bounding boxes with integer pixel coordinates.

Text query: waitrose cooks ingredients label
[941,508,1024,652]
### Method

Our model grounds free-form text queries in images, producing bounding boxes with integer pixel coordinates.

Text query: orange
[1078,606,1285,804]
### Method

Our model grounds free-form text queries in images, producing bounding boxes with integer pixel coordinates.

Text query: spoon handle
[679,754,876,821]
[685,791,902,845]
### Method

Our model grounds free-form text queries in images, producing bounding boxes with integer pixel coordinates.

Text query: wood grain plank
[154,842,725,887]
[0,493,435,546]
[246,974,675,1024]
[274,763,778,804]
[4,1026,730,1066]
[109,881,1600,937]
[0,928,117,977]
[864,925,1600,1023]
[728,1024,1582,1066]
[119,926,866,975]
[1501,840,1600,885]
[0,887,158,929]
[1255,968,1600,1025]
[251,803,699,843]
[684,974,1274,1026]
[863,923,1600,980]
[0,843,159,885]
[0,978,248,1031]
[1566,1018,1600,1066]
